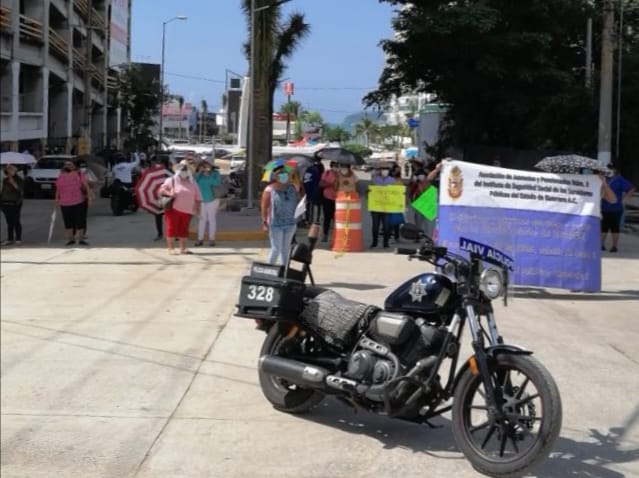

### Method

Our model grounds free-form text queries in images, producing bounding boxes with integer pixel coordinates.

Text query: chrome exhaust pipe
[259,355,329,389]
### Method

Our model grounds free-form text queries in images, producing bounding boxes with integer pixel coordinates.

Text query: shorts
[601,211,622,233]
[60,203,86,230]
[164,208,192,238]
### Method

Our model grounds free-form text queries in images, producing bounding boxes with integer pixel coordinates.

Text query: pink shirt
[56,172,85,206]
[161,176,201,214]
[320,170,337,200]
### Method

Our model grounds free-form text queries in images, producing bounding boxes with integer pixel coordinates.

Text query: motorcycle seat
[300,290,378,350]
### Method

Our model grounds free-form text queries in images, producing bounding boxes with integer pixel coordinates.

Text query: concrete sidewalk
[1,194,639,478]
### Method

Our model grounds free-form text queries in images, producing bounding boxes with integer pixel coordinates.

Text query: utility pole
[82,0,94,154]
[597,0,614,166]
[615,0,624,158]
[585,18,593,88]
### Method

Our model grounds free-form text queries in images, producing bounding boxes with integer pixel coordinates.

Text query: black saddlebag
[300,290,378,350]
[236,275,306,320]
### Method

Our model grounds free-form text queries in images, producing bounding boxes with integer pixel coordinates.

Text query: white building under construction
[0,0,131,154]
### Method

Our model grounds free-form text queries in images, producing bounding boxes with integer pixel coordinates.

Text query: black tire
[452,354,562,478]
[111,192,123,216]
[258,325,324,414]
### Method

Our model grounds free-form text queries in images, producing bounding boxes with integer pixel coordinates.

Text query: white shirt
[111,156,139,183]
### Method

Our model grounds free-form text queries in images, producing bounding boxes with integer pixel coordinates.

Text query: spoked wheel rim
[462,363,544,464]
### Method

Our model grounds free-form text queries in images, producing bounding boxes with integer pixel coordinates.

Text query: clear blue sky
[130,0,395,124]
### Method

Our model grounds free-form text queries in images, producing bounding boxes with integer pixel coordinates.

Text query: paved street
[1,199,639,478]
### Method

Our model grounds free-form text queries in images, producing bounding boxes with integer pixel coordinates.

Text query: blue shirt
[195,171,221,203]
[601,175,634,213]
[269,184,297,227]
[372,175,395,185]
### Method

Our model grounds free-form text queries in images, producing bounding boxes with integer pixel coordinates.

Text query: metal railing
[91,69,105,87]
[49,28,68,61]
[0,5,11,32]
[72,47,86,70]
[107,73,119,89]
[19,14,43,43]
[91,8,106,33]
[74,0,89,20]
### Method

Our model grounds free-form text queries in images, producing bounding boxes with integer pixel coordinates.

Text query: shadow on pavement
[512,287,639,301]
[297,397,639,477]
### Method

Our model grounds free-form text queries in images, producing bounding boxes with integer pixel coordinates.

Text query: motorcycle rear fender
[452,344,532,394]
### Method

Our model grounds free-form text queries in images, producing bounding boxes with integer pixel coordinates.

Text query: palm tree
[200,98,208,141]
[354,115,380,147]
[242,0,310,200]
[177,95,184,140]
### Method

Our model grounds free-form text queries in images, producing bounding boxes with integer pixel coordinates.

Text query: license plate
[240,283,279,306]
[41,184,52,190]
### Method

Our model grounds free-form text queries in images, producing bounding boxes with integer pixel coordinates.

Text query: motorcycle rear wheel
[452,354,561,478]
[258,325,324,414]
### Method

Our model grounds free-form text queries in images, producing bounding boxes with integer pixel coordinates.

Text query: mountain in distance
[340,111,385,133]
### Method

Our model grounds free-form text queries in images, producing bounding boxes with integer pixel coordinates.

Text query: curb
[188,228,267,241]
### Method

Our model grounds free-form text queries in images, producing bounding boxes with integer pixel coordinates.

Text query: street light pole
[159,16,187,152]
[247,0,257,209]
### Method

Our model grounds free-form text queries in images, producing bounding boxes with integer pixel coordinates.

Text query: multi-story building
[161,98,197,141]
[0,0,131,155]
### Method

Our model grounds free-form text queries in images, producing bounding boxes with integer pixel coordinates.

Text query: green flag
[411,185,438,220]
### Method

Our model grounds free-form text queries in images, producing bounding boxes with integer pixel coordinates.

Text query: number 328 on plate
[246,285,275,302]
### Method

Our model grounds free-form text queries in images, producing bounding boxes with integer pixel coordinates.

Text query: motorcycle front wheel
[452,354,562,478]
[258,324,324,414]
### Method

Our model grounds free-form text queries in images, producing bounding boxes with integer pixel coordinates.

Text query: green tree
[119,64,162,152]
[323,125,352,143]
[177,95,185,139]
[199,99,208,141]
[365,0,597,154]
[343,142,372,158]
[279,100,302,116]
[242,0,311,200]
[354,115,380,147]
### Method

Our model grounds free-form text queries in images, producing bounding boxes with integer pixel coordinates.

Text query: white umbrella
[47,209,57,244]
[0,151,37,165]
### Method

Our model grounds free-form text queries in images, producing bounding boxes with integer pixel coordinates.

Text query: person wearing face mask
[159,160,202,255]
[319,161,339,242]
[1,164,24,246]
[194,160,221,247]
[261,165,299,265]
[55,161,91,246]
[370,164,395,248]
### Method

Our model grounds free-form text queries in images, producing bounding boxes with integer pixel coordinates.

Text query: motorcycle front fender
[452,344,532,394]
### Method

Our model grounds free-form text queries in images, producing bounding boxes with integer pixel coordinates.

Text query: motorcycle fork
[465,304,504,416]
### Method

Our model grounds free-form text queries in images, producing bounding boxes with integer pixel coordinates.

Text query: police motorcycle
[236,223,562,478]
[109,154,140,216]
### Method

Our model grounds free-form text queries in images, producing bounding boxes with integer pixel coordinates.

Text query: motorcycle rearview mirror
[400,223,423,241]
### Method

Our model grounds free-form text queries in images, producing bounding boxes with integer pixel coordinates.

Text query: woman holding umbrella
[261,162,299,265]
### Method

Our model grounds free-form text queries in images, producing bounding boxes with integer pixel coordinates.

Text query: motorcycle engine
[346,350,395,385]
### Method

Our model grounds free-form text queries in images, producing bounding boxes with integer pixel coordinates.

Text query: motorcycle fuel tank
[384,273,457,317]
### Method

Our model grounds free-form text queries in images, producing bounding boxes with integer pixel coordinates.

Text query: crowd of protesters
[0,151,636,256]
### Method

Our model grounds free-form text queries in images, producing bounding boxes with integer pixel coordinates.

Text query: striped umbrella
[135,166,172,215]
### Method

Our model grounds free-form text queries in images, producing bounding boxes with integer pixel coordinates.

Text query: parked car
[25,155,76,197]
[230,155,246,169]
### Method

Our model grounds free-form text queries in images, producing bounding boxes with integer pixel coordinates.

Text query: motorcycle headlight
[480,268,504,299]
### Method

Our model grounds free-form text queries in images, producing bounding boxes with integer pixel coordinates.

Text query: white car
[25,155,76,197]
[230,155,246,169]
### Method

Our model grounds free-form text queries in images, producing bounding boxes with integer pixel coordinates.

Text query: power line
[163,71,375,90]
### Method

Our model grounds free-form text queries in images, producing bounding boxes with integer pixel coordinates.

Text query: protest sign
[368,185,406,213]
[437,161,601,291]
[412,185,438,220]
